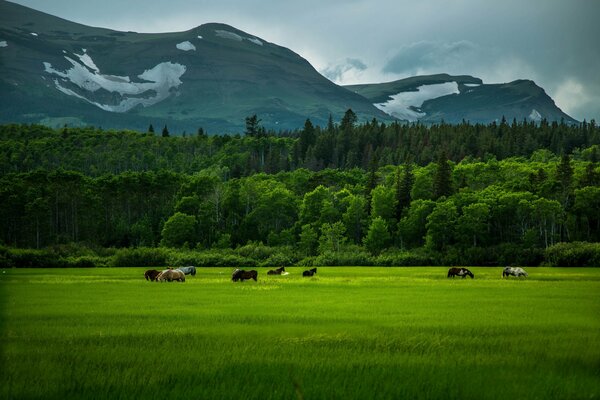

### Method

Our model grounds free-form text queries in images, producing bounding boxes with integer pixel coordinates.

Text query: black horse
[302,268,317,277]
[267,266,285,275]
[144,269,161,281]
[447,267,474,279]
[232,269,258,282]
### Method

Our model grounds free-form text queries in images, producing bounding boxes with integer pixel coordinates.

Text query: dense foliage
[1,117,599,266]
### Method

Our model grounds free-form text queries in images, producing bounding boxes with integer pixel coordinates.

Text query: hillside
[345,74,577,124]
[0,0,390,133]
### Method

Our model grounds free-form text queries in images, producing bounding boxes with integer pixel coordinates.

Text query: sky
[10,0,600,121]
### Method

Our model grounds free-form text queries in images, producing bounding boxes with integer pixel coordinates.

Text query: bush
[167,250,257,268]
[314,248,373,266]
[374,249,435,266]
[236,242,276,260]
[4,248,66,268]
[111,247,168,268]
[545,242,600,267]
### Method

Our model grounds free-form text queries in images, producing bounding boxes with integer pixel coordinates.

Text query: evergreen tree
[327,113,335,132]
[197,127,205,137]
[365,156,378,215]
[148,124,155,134]
[432,151,452,200]
[340,109,357,131]
[161,125,170,137]
[395,163,414,221]
[299,119,316,160]
[245,114,261,137]
[556,153,574,209]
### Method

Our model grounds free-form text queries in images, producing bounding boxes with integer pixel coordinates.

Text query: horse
[302,268,317,277]
[232,269,258,282]
[156,269,186,282]
[267,266,285,275]
[502,266,528,278]
[144,269,161,281]
[178,266,197,276]
[447,267,474,279]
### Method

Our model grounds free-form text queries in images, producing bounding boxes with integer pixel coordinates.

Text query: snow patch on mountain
[247,37,263,46]
[0,40,7,47]
[176,41,196,51]
[30,32,38,36]
[464,83,480,87]
[374,82,460,121]
[215,30,263,46]
[215,30,243,41]
[43,53,186,112]
[197,35,203,39]
[529,109,542,122]
[75,51,99,72]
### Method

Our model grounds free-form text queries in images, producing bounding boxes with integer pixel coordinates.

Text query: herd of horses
[145,265,528,282]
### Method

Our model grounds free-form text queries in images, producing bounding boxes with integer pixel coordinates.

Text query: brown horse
[267,266,285,275]
[156,269,186,282]
[447,267,474,279]
[144,269,161,281]
[302,268,317,277]
[232,269,258,282]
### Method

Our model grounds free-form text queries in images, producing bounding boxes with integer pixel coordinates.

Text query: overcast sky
[11,0,600,121]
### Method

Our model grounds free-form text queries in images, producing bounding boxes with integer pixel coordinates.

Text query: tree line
[1,114,598,177]
[1,136,599,266]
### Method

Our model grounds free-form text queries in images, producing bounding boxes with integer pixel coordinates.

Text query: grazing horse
[267,266,285,275]
[178,266,197,276]
[232,269,258,282]
[144,269,161,281]
[447,267,474,279]
[156,269,186,282]
[502,266,528,278]
[302,268,317,277]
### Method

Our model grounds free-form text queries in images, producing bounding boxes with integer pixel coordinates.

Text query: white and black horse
[178,266,196,276]
[447,267,474,279]
[302,268,317,277]
[502,266,528,278]
[232,269,258,282]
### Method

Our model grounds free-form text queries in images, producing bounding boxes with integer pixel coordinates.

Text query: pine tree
[365,156,378,216]
[161,125,170,137]
[197,127,205,137]
[245,114,261,137]
[299,119,316,160]
[148,124,155,134]
[433,151,452,200]
[327,113,335,133]
[395,163,414,221]
[340,109,357,132]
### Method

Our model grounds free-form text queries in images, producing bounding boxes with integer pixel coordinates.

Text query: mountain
[345,73,577,124]
[0,0,390,133]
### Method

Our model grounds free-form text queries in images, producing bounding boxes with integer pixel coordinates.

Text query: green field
[1,267,599,399]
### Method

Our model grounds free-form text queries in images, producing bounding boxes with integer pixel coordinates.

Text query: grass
[1,267,599,399]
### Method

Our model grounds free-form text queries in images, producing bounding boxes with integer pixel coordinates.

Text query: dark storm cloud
[8,0,600,121]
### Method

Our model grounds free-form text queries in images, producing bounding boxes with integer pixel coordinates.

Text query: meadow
[1,267,599,399]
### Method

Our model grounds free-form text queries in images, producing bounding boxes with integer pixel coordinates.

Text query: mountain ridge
[345,74,576,124]
[0,1,578,133]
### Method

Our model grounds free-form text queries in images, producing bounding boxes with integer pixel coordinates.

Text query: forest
[1,113,599,268]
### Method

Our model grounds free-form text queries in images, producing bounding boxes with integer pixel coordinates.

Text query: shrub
[374,249,435,266]
[545,242,600,267]
[111,247,168,268]
[236,242,276,260]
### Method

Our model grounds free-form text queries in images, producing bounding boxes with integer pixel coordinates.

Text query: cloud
[320,58,367,83]
[553,78,598,121]
[383,41,478,75]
